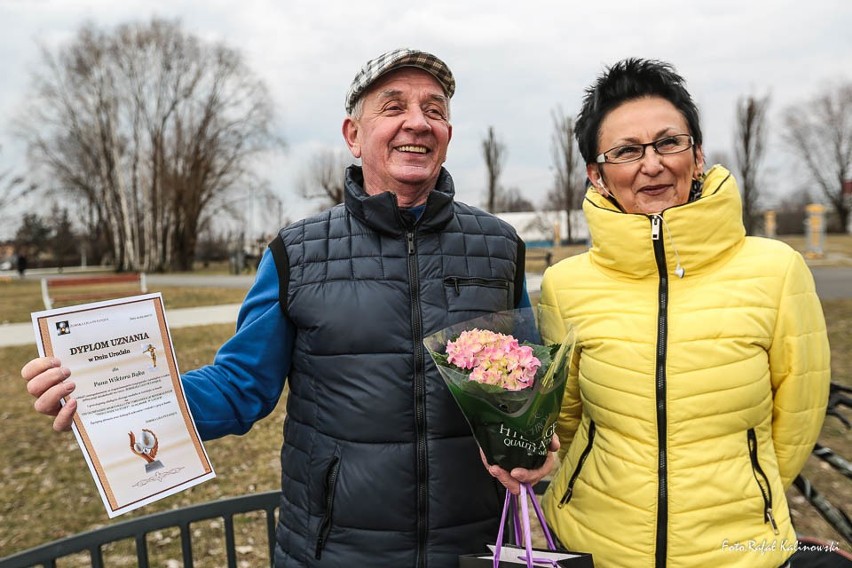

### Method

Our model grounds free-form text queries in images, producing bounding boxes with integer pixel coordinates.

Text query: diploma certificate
[31,293,215,517]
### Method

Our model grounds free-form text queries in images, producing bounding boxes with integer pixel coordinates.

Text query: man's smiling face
[343,67,452,205]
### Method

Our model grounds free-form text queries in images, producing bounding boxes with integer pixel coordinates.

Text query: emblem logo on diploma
[129,428,164,473]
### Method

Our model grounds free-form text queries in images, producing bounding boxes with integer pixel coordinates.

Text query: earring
[690,171,705,201]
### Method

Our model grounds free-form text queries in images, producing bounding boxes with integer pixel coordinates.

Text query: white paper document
[31,293,215,517]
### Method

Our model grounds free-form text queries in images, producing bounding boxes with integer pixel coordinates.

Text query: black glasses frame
[596,134,694,164]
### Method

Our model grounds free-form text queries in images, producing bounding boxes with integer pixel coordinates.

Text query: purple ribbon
[493,482,558,568]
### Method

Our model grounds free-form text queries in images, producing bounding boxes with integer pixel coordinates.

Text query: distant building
[495,210,589,247]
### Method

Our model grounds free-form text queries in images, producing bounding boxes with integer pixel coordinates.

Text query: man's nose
[403,107,430,131]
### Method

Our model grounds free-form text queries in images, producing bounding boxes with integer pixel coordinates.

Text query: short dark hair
[575,58,702,164]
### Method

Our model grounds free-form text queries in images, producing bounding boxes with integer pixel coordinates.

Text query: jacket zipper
[747,429,780,534]
[558,421,596,508]
[651,214,669,568]
[443,276,510,295]
[314,456,340,559]
[407,230,428,568]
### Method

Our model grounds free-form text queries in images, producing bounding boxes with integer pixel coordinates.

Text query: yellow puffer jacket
[539,166,830,568]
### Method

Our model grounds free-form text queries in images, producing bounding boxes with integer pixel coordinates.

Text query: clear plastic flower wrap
[424,307,575,470]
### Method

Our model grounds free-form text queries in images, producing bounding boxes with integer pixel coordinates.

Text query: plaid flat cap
[345,48,455,115]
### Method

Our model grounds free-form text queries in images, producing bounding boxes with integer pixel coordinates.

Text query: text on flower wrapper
[499,421,557,455]
[69,332,151,355]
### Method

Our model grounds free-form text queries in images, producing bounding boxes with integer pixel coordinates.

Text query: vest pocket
[314,455,341,559]
[558,420,596,508]
[747,428,779,535]
[444,276,512,312]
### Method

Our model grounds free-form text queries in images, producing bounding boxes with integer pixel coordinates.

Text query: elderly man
[21,48,552,567]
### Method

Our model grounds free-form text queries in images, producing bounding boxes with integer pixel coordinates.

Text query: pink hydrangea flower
[446,329,540,391]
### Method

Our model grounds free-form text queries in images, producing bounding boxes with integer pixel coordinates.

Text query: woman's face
[588,96,704,215]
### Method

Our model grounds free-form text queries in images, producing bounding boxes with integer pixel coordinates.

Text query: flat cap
[345,48,455,115]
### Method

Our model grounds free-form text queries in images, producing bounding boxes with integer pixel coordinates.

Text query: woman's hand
[482,435,560,495]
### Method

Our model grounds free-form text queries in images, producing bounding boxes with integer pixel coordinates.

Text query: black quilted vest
[269,166,524,567]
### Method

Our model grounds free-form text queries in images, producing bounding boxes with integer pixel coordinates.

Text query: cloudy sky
[1,0,850,237]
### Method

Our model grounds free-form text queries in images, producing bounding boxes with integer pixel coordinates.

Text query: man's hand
[21,356,76,432]
[482,435,560,495]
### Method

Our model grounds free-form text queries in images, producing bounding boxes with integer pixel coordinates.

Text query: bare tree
[546,108,584,243]
[19,18,281,271]
[0,147,37,216]
[298,148,352,209]
[494,186,534,213]
[734,95,770,234]
[0,170,36,213]
[482,126,506,212]
[15,212,52,258]
[781,82,852,232]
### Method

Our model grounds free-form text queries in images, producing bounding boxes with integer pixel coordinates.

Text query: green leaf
[431,351,450,367]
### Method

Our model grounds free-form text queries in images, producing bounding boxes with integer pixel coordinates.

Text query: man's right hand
[21,357,76,432]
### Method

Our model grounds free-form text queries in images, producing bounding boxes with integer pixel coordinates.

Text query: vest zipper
[407,229,428,568]
[650,214,669,568]
[558,420,596,508]
[747,429,780,534]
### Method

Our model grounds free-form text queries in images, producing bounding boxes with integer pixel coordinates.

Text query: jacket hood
[582,164,746,279]
[344,164,455,236]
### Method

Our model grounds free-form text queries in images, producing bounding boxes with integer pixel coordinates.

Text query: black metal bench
[0,491,279,568]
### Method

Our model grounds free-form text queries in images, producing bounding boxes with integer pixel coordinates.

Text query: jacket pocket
[747,428,779,535]
[314,455,341,559]
[558,420,596,508]
[444,276,512,312]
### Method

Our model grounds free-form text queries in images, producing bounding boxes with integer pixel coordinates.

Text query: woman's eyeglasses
[596,134,694,164]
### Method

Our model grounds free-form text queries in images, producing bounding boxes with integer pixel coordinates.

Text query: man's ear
[342,117,361,159]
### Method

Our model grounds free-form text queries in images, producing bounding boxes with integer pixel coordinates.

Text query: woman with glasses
[538,58,830,567]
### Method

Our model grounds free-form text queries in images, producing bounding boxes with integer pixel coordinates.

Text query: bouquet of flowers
[423,307,575,471]
[426,308,591,567]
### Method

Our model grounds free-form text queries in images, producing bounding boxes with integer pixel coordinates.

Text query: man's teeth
[397,145,428,154]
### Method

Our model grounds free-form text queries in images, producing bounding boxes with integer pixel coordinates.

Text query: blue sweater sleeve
[517,277,531,309]
[182,249,293,440]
